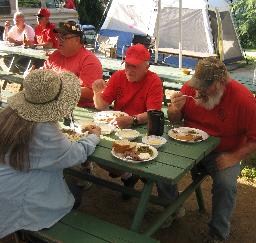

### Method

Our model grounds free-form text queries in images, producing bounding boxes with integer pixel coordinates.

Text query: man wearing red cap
[92,44,163,197]
[34,8,59,48]
[93,44,163,128]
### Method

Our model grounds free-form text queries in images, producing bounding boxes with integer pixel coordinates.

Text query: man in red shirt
[44,21,103,107]
[92,44,163,197]
[167,57,256,242]
[34,8,59,48]
[93,44,163,128]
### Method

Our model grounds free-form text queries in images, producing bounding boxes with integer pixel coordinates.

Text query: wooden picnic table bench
[20,210,159,243]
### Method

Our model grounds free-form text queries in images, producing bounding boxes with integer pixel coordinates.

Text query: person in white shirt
[3,11,35,45]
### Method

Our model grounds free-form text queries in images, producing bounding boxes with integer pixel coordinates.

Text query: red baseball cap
[124,44,150,65]
[37,8,50,18]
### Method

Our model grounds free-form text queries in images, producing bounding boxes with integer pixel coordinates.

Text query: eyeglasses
[57,35,79,41]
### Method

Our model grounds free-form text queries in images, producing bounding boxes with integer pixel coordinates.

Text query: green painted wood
[61,211,159,243]
[35,222,109,243]
[90,146,192,184]
[131,181,154,232]
[0,70,23,84]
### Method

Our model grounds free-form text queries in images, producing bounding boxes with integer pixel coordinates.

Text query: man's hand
[169,92,186,111]
[4,21,10,29]
[114,116,133,129]
[92,79,106,94]
[216,153,239,170]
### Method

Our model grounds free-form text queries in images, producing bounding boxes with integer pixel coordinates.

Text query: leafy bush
[231,0,256,48]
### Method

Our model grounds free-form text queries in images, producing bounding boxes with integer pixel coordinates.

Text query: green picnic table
[67,108,220,235]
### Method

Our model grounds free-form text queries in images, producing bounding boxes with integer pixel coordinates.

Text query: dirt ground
[75,164,256,243]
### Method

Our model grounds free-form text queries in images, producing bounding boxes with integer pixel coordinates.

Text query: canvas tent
[100,0,243,64]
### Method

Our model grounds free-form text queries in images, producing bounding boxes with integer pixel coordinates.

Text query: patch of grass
[240,154,256,181]
[245,49,256,52]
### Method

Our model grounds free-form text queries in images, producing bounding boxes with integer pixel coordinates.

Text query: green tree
[231,0,256,48]
[75,0,109,30]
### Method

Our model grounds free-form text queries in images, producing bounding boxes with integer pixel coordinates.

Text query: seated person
[34,8,59,48]
[92,44,163,195]
[0,69,101,238]
[44,21,103,108]
[167,57,256,241]
[93,44,163,128]
[3,11,35,46]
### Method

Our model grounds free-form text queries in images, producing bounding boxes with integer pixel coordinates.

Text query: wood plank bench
[20,210,159,243]
[0,70,24,84]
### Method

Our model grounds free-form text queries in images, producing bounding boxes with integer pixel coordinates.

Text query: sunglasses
[57,34,79,41]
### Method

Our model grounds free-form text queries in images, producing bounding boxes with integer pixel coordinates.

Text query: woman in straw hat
[0,69,101,238]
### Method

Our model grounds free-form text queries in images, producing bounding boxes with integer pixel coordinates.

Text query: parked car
[0,0,79,39]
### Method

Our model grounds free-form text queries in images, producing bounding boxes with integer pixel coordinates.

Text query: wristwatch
[132,116,138,127]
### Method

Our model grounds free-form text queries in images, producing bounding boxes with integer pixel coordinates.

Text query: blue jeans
[157,152,241,240]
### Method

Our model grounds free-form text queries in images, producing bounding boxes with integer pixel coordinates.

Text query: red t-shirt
[101,70,163,116]
[44,47,103,107]
[181,79,256,152]
[35,23,59,48]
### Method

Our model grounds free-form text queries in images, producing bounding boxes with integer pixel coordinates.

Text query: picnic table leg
[195,185,206,213]
[7,56,15,72]
[130,180,154,232]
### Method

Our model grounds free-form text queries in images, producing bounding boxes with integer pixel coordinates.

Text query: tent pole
[154,0,161,64]
[178,0,182,69]
[16,0,19,11]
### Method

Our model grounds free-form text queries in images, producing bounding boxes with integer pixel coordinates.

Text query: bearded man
[167,57,256,242]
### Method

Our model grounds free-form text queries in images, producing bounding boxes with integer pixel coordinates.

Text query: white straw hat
[8,69,81,122]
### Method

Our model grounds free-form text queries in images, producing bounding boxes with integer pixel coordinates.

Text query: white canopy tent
[101,0,243,66]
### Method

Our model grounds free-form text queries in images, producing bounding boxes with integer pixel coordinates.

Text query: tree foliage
[75,0,109,30]
[231,0,256,48]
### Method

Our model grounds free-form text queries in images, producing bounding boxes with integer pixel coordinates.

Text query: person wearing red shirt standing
[44,21,103,108]
[167,57,256,242]
[92,44,163,197]
[34,8,59,48]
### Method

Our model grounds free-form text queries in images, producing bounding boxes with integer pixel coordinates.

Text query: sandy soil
[76,164,256,243]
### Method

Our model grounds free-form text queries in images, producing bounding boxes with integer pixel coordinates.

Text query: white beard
[195,85,225,110]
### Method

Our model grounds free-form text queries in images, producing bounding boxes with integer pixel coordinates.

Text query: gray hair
[14,11,25,20]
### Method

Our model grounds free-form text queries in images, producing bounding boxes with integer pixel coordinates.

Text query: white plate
[115,129,140,141]
[168,127,209,143]
[142,135,167,148]
[111,143,158,163]
[93,111,128,124]
[81,121,116,135]
[98,123,116,135]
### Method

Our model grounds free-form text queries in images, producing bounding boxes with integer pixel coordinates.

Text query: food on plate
[173,133,203,141]
[81,124,97,133]
[62,128,83,141]
[112,140,136,154]
[116,129,140,140]
[112,141,154,161]
[95,111,127,123]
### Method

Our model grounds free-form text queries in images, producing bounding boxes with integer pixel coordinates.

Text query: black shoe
[121,176,139,200]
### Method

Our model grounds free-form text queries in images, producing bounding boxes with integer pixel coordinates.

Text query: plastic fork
[182,95,200,101]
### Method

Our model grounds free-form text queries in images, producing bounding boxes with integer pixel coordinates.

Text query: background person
[3,11,35,45]
[44,21,103,108]
[34,8,59,48]
[0,69,101,238]
[167,57,256,241]
[92,44,163,197]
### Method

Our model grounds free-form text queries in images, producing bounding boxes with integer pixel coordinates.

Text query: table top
[73,108,219,184]
[0,41,54,60]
